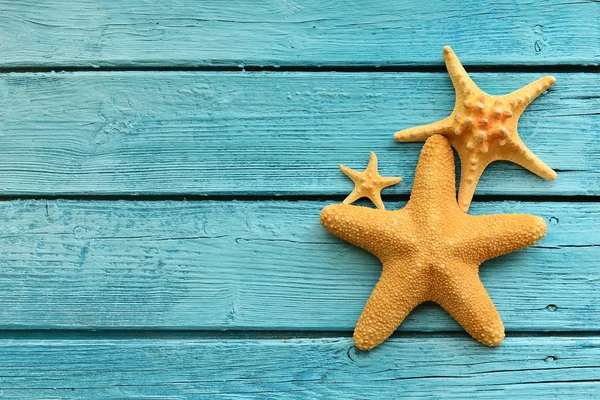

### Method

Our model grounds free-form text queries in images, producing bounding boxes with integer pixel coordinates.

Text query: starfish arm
[503,138,557,180]
[354,266,427,350]
[502,76,556,114]
[342,189,364,205]
[460,213,547,263]
[407,135,458,208]
[367,151,378,169]
[340,165,362,182]
[369,192,385,210]
[456,154,489,212]
[320,204,405,255]
[442,46,479,95]
[434,266,505,346]
[380,176,403,188]
[394,118,450,142]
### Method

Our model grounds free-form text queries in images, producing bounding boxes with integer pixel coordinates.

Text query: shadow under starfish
[394,46,557,212]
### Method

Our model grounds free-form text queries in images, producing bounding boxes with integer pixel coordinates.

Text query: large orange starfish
[394,46,557,212]
[320,135,547,350]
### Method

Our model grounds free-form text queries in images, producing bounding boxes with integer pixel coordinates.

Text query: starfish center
[451,92,516,155]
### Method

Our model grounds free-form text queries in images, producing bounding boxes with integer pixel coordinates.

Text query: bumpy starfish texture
[340,152,402,210]
[394,46,557,212]
[321,135,547,350]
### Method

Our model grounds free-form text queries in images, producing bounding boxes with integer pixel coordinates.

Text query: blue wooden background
[0,1,599,398]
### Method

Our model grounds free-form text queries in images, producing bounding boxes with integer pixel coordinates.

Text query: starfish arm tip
[381,176,403,187]
[533,215,548,237]
[320,203,395,256]
[530,162,557,181]
[457,188,475,213]
[368,152,378,168]
[519,214,548,246]
[320,204,342,225]
[506,147,557,181]
[394,123,442,142]
[340,164,360,180]
[353,335,376,351]
[394,129,410,142]
[526,214,548,243]
[483,332,505,347]
[540,75,557,90]
[506,75,556,109]
[457,172,481,214]
[459,202,470,213]
[468,213,548,262]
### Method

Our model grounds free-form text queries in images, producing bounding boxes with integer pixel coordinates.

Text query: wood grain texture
[0,336,597,398]
[0,0,598,68]
[0,199,597,331]
[0,71,598,196]
[1,0,598,395]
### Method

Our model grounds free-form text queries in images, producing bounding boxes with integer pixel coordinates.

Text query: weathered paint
[0,1,598,396]
[0,72,597,196]
[0,200,596,332]
[0,336,597,398]
[0,0,598,67]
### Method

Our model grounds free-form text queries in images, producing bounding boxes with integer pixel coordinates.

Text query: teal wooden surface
[0,0,598,68]
[0,71,598,196]
[0,336,598,399]
[0,200,597,332]
[1,0,599,398]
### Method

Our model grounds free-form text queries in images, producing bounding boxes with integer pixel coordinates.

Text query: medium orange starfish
[394,46,557,212]
[340,152,402,210]
[321,135,547,350]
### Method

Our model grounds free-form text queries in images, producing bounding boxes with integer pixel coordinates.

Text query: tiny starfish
[340,152,402,210]
[321,135,547,350]
[394,46,557,212]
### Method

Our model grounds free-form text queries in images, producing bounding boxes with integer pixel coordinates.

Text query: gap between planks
[0,194,597,203]
[0,64,599,74]
[0,330,598,341]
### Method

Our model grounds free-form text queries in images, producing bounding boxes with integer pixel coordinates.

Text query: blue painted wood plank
[0,0,598,67]
[0,71,597,196]
[0,199,597,331]
[0,336,597,398]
